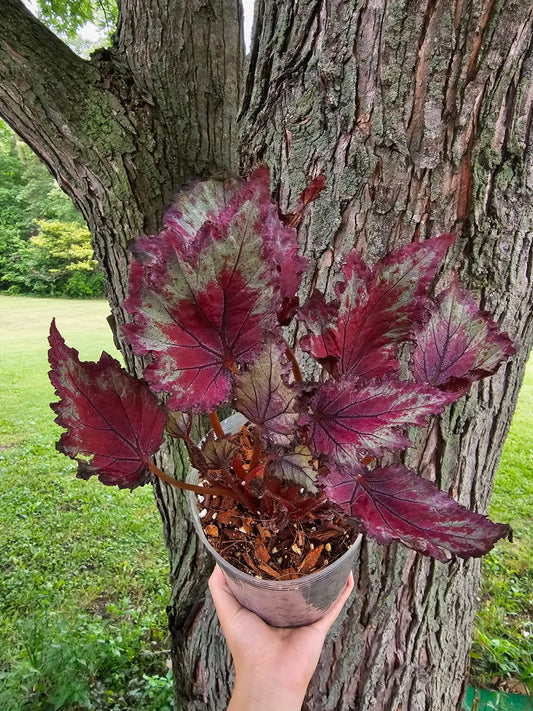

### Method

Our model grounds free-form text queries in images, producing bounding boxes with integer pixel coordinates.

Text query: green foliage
[0,296,172,709]
[4,219,104,297]
[0,610,174,711]
[470,355,533,694]
[0,120,103,298]
[32,0,117,43]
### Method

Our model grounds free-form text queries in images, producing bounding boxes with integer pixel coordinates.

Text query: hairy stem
[147,461,229,497]
[284,343,303,382]
[209,411,225,439]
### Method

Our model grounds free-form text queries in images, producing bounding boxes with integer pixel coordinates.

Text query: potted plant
[48,166,513,627]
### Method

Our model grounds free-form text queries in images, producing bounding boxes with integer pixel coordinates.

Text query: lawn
[0,294,531,709]
[470,353,533,698]
[0,295,173,710]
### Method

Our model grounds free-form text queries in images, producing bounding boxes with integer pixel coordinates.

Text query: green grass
[470,355,533,696]
[0,295,173,710]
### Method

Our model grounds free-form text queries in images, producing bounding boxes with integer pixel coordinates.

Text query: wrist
[228,671,307,711]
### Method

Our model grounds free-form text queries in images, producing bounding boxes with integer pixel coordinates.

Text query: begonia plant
[48,166,514,565]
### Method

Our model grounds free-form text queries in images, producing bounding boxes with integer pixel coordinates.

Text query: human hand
[208,564,354,711]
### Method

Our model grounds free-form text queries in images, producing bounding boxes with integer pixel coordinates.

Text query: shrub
[2,219,104,298]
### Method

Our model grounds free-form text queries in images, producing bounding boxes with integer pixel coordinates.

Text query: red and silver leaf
[267,444,318,491]
[162,177,241,261]
[48,320,165,490]
[124,180,277,411]
[337,248,373,304]
[228,166,307,315]
[124,167,307,410]
[251,166,308,324]
[299,290,341,373]
[299,377,454,461]
[233,340,298,445]
[300,235,455,381]
[321,464,511,561]
[411,276,515,394]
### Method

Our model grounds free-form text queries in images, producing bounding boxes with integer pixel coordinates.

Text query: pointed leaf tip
[411,276,515,393]
[48,321,165,489]
[322,464,511,560]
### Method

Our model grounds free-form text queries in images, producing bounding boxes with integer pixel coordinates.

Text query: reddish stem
[231,457,259,509]
[147,461,229,498]
[248,436,262,472]
[284,343,303,382]
[209,411,225,439]
[231,456,248,481]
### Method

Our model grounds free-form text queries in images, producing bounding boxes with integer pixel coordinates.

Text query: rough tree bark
[1,1,531,710]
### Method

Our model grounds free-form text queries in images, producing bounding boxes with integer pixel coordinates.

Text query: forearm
[228,673,306,711]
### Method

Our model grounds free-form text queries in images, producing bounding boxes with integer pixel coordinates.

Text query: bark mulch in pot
[194,423,359,580]
[196,490,359,581]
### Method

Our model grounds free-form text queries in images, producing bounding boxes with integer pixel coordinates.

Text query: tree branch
[0,0,244,237]
[0,0,99,182]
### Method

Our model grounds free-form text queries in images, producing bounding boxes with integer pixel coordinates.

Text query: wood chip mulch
[196,489,359,581]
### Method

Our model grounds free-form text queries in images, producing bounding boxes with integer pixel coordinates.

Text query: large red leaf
[301,234,455,380]
[252,166,309,324]
[411,276,515,394]
[299,377,454,461]
[48,320,166,489]
[233,339,298,445]
[124,167,306,411]
[321,464,511,560]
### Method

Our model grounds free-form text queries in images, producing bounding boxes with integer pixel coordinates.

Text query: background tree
[1,1,531,709]
[0,119,102,296]
[9,219,104,296]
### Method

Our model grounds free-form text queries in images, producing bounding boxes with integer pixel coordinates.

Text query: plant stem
[209,411,225,439]
[230,457,259,509]
[284,343,303,382]
[231,457,248,482]
[147,461,229,497]
[248,435,262,471]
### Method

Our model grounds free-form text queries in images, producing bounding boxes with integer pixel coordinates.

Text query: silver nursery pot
[186,413,362,628]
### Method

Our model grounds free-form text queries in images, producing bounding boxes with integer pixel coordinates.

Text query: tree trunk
[235,2,533,709]
[1,1,532,710]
